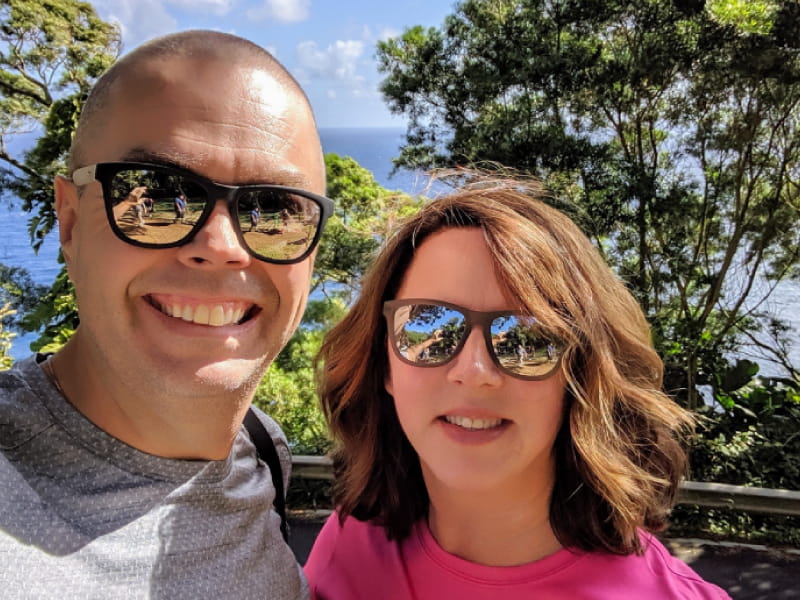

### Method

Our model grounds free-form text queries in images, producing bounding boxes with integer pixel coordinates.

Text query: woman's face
[385,227,567,500]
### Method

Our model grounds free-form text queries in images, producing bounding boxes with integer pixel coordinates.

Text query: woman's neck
[426,479,562,567]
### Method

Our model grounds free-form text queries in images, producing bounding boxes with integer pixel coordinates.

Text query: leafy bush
[691,369,800,490]
[673,363,800,546]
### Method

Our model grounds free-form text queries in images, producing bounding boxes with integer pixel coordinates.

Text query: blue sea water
[1,127,797,376]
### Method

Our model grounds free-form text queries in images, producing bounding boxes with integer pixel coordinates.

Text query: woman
[305,178,730,599]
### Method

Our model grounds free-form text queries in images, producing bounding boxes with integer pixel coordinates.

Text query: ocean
[1,127,797,376]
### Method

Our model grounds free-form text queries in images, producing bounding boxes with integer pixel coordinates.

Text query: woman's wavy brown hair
[316,177,695,555]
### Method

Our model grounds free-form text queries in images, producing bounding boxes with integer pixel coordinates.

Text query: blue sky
[90,0,458,128]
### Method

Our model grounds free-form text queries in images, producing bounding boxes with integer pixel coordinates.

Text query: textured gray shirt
[0,355,309,599]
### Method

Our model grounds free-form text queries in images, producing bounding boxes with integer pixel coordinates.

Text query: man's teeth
[444,415,503,430]
[162,303,247,326]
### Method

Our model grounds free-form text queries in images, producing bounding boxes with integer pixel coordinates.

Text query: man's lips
[146,294,259,327]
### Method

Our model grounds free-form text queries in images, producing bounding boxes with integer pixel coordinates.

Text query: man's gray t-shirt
[0,355,308,599]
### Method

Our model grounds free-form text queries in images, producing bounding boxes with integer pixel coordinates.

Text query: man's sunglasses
[71,162,334,264]
[383,299,565,380]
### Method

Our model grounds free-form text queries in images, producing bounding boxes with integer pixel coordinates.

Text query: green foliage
[669,505,800,547]
[249,299,338,454]
[668,368,800,545]
[22,264,76,354]
[0,302,15,370]
[253,361,330,455]
[376,0,800,407]
[314,153,422,301]
[707,0,781,35]
[693,371,800,489]
[0,262,46,331]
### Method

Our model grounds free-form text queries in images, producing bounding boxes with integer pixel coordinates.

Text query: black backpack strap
[243,407,289,543]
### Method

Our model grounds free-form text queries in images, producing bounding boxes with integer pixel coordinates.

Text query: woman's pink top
[304,513,731,599]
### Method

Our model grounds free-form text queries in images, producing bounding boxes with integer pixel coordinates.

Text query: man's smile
[146,294,259,327]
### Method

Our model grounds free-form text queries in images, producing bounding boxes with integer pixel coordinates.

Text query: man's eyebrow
[120,147,311,188]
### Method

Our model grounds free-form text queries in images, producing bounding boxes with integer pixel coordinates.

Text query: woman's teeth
[443,415,503,430]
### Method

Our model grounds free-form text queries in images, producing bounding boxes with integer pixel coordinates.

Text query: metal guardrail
[292,455,335,480]
[291,455,800,517]
[678,481,800,516]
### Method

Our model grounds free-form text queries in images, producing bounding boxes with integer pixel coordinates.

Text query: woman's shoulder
[572,533,731,599]
[304,512,410,600]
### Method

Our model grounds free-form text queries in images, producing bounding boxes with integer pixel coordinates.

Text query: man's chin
[186,357,268,394]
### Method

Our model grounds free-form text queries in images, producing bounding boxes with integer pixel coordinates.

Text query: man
[250,204,261,232]
[174,192,186,223]
[0,30,331,599]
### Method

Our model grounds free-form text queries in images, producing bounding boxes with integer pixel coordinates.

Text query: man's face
[58,56,325,405]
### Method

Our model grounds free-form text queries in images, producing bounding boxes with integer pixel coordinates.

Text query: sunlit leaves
[707,0,780,36]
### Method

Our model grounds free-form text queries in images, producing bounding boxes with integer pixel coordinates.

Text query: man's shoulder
[0,356,57,458]
[0,355,36,388]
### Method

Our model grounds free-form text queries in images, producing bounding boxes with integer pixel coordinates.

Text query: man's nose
[445,328,505,387]
[176,199,251,268]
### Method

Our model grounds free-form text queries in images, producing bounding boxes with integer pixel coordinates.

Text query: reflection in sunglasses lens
[239,189,321,261]
[490,315,562,377]
[107,168,321,260]
[109,169,205,245]
[393,304,465,365]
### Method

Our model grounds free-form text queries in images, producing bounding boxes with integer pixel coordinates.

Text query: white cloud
[248,0,310,23]
[166,0,233,16]
[92,0,177,49]
[327,89,337,100]
[376,27,402,42]
[361,24,402,43]
[296,40,364,83]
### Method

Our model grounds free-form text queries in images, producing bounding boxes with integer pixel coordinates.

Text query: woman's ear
[383,371,394,397]
[384,362,394,397]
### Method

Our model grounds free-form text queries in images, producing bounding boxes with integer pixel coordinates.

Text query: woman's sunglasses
[383,299,565,380]
[71,162,334,264]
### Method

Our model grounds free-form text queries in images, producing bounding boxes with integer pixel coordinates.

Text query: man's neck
[49,340,250,460]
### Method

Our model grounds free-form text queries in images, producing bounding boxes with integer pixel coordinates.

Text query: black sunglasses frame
[71,161,334,265]
[382,298,565,381]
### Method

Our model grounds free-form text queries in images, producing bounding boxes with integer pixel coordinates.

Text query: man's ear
[54,175,79,266]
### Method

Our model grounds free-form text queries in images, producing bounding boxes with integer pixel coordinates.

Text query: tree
[0,0,121,240]
[0,0,120,350]
[377,0,800,408]
[0,262,46,333]
[313,153,422,302]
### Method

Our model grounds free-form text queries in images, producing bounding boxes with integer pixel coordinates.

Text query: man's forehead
[75,50,323,191]
[113,54,289,102]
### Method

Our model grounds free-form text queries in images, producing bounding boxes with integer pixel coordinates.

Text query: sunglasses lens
[389,303,466,365]
[108,168,207,245]
[490,315,563,378]
[237,189,322,261]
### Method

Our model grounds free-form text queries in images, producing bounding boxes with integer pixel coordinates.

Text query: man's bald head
[68,30,314,172]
